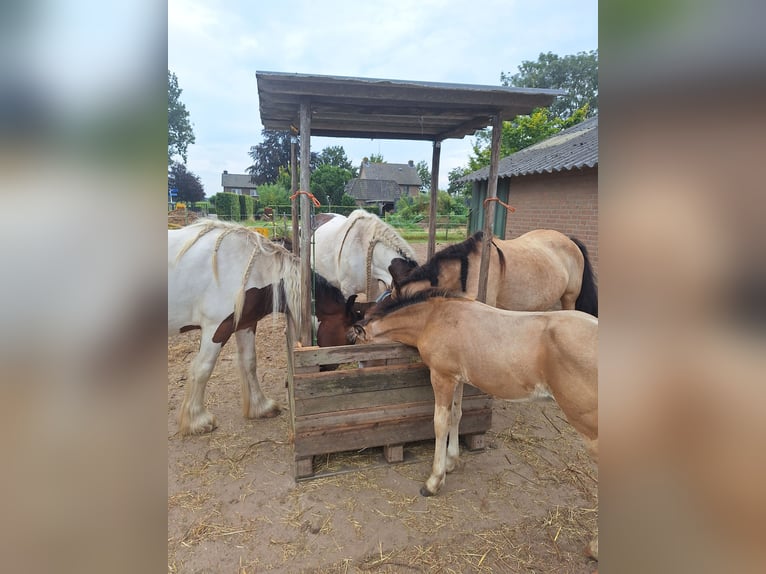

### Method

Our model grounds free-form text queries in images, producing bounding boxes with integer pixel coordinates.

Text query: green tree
[317,146,357,176]
[468,106,589,171]
[501,50,598,119]
[447,166,472,198]
[168,70,196,165]
[256,182,290,208]
[415,160,431,191]
[170,162,205,203]
[367,153,385,163]
[247,130,319,185]
[311,164,354,206]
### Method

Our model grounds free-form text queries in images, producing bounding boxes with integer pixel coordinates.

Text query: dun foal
[349,289,598,556]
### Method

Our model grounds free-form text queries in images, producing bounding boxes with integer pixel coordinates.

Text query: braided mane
[173,219,302,331]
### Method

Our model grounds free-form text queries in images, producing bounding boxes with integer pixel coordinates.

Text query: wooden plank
[294,395,493,434]
[295,457,314,478]
[427,140,441,260]
[293,408,492,458]
[292,341,420,368]
[383,444,404,463]
[293,362,430,398]
[463,433,486,451]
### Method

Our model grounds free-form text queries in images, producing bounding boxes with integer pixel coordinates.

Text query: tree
[311,164,354,206]
[247,130,321,186]
[468,106,589,171]
[447,165,472,198]
[317,146,357,176]
[256,182,290,208]
[168,70,195,165]
[367,153,385,163]
[415,160,431,192]
[501,50,598,119]
[170,162,205,203]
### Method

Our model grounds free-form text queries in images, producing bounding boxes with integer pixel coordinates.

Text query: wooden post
[290,134,299,255]
[427,141,441,260]
[476,113,502,303]
[299,101,313,345]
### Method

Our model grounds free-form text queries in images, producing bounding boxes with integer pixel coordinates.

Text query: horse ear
[389,258,415,286]
[345,294,358,317]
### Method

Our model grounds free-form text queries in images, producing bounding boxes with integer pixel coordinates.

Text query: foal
[349,289,598,555]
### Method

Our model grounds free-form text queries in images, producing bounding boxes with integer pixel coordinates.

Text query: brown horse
[349,289,598,555]
[388,229,598,316]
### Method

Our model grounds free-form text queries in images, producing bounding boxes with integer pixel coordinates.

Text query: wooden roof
[256,71,563,141]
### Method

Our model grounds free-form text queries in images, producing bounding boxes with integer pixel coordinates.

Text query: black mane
[364,288,463,322]
[312,270,345,306]
[397,231,505,291]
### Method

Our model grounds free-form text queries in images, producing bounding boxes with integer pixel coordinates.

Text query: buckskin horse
[349,289,598,557]
[387,229,598,316]
[168,220,357,435]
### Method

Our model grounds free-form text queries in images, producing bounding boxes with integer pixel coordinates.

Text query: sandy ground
[168,241,598,573]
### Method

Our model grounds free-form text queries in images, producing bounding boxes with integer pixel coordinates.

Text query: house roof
[361,162,422,186]
[256,71,563,141]
[221,173,258,189]
[460,116,599,182]
[345,179,402,203]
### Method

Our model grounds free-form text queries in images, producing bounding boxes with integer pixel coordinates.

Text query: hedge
[239,194,254,220]
[215,193,240,221]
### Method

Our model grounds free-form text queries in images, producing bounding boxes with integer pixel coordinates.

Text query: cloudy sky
[168,0,597,196]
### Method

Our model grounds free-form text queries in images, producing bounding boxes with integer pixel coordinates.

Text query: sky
[168,0,597,197]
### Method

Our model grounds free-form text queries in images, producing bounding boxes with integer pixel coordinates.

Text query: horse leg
[179,335,221,435]
[234,327,281,419]
[445,382,464,473]
[421,372,456,496]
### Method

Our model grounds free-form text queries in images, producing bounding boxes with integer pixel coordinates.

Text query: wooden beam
[299,101,313,345]
[476,113,502,303]
[427,141,441,260]
[290,135,299,255]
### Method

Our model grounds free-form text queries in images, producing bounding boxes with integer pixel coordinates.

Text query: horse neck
[369,303,432,347]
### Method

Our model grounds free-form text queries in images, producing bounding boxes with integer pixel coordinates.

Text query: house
[344,159,423,213]
[460,116,598,273]
[221,170,259,198]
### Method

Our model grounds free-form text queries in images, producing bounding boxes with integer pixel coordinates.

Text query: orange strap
[290,190,321,207]
[483,197,516,212]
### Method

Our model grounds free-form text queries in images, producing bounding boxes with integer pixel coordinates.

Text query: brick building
[461,116,598,273]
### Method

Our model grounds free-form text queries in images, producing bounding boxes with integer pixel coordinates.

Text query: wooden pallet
[286,339,493,479]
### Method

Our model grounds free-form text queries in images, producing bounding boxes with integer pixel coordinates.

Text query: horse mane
[174,219,302,332]
[345,210,417,262]
[396,231,506,291]
[366,287,464,321]
[312,270,346,308]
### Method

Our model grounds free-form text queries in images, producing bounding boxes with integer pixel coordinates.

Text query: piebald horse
[168,220,357,435]
[312,210,417,299]
[349,289,598,557]
[388,229,598,316]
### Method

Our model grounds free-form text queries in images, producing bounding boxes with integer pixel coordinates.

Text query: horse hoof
[420,486,436,497]
[585,538,598,560]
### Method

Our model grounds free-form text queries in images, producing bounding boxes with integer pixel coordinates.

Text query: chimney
[408,160,414,167]
[223,170,228,174]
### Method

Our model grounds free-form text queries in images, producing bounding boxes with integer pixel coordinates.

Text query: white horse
[168,220,303,435]
[312,210,417,299]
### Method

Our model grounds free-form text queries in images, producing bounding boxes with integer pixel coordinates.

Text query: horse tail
[570,237,598,317]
